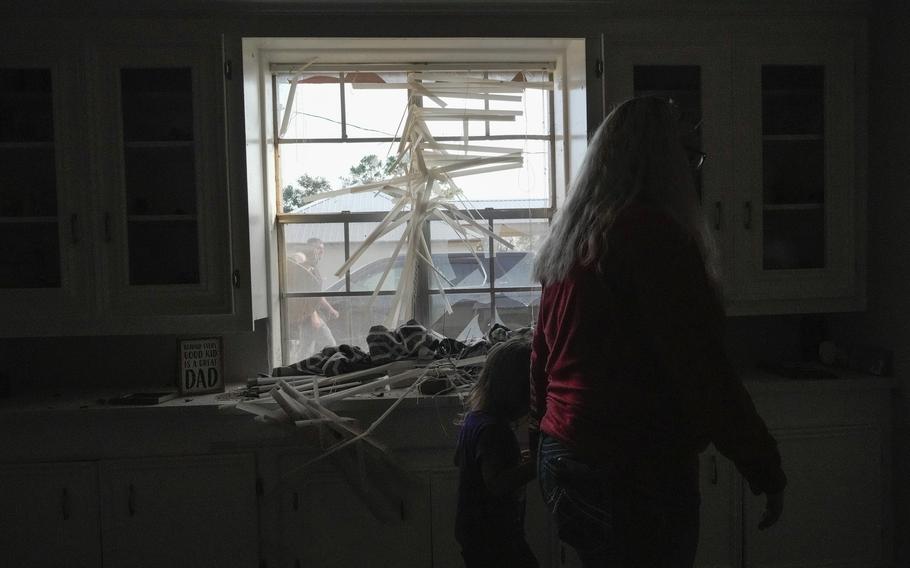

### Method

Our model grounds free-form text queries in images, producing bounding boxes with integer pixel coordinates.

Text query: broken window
[272,61,557,365]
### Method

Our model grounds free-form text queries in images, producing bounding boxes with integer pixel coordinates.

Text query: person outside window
[287,238,339,361]
[529,97,786,567]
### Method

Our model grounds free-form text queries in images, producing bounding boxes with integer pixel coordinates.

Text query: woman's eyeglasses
[664,99,707,171]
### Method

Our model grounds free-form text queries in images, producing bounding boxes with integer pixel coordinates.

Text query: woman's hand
[758,490,784,530]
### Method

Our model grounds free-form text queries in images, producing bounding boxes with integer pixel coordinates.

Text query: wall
[829,1,910,565]
[0,320,270,392]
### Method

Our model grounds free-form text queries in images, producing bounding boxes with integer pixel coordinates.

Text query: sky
[275,72,553,205]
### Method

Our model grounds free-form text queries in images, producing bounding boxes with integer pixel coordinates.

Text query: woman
[530,97,786,567]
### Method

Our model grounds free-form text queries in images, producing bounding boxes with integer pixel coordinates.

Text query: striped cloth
[271,319,534,378]
[273,343,373,377]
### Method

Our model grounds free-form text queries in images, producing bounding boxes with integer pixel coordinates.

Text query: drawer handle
[104,213,112,242]
[62,487,71,520]
[70,214,80,244]
[743,201,752,230]
[128,484,136,516]
[713,201,722,231]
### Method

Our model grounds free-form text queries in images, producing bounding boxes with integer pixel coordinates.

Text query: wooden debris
[295,70,552,326]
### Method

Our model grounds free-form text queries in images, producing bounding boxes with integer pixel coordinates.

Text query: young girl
[454,336,538,568]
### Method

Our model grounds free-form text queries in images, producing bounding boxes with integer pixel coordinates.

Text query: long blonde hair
[534,97,718,285]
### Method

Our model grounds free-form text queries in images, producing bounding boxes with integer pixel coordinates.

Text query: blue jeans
[538,434,700,568]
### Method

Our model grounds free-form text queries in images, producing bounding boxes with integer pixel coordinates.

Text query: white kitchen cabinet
[742,426,884,567]
[88,43,234,325]
[0,461,101,568]
[428,469,462,568]
[0,25,251,336]
[696,448,739,568]
[600,24,865,315]
[0,39,95,327]
[0,376,893,568]
[731,38,862,311]
[276,453,432,568]
[100,453,258,568]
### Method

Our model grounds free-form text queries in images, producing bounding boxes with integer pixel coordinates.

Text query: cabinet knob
[128,483,136,516]
[104,213,112,242]
[70,214,80,244]
[61,487,71,520]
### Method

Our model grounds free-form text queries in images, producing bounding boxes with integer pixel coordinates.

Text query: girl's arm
[477,428,536,497]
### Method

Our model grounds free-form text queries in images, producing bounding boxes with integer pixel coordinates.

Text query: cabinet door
[90,44,233,326]
[0,43,93,331]
[732,40,857,304]
[742,426,883,567]
[428,470,462,568]
[277,453,431,568]
[695,449,738,568]
[101,454,258,568]
[0,461,101,568]
[603,43,734,295]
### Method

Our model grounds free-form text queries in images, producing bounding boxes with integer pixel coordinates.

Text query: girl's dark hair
[466,336,532,420]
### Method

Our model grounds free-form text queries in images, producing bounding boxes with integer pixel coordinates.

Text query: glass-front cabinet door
[91,45,232,323]
[603,44,735,296]
[732,41,857,303]
[0,49,92,328]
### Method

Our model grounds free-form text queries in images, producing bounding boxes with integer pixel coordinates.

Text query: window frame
[273,64,556,361]
[276,209,552,359]
[242,37,588,367]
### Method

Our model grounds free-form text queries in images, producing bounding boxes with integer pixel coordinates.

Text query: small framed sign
[178,337,224,395]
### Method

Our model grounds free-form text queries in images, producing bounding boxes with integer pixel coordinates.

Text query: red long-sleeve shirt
[530,201,786,495]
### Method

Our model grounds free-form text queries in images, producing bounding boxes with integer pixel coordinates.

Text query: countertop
[0,366,896,416]
[0,367,895,465]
